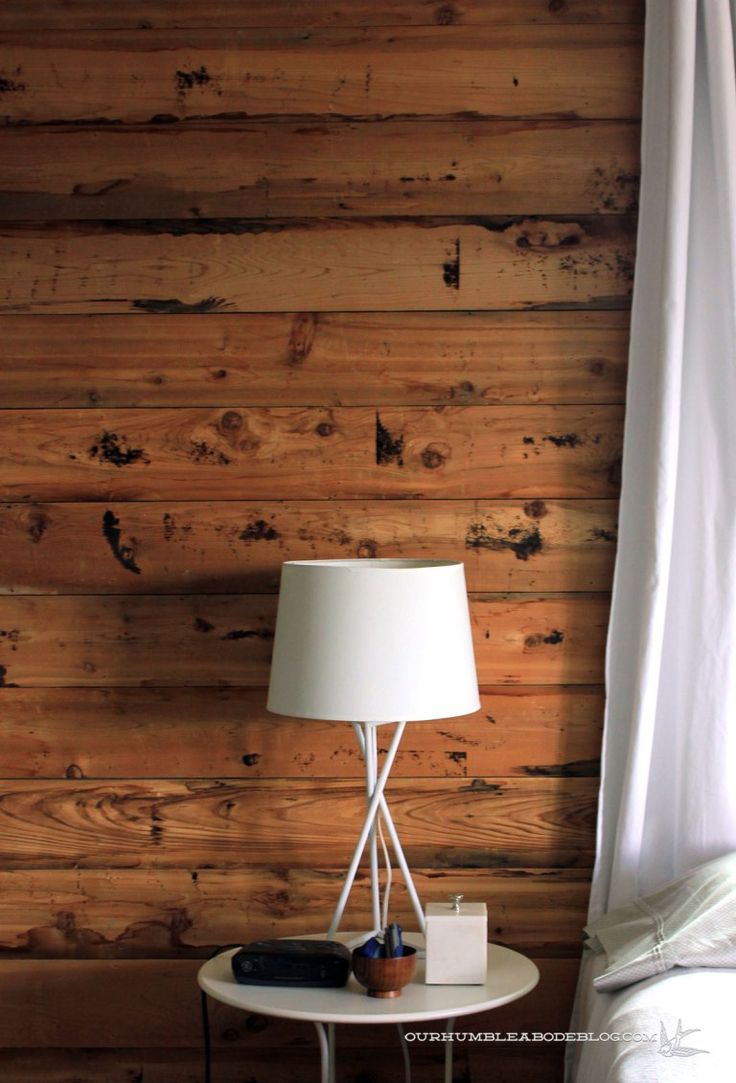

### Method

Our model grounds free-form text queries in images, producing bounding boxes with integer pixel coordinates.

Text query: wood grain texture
[0,405,624,501]
[0,27,642,125]
[0,216,636,314]
[0,1048,479,1083]
[0,311,630,408]
[0,3,640,1079]
[0,956,579,1046]
[0,777,597,869]
[0,867,590,956]
[0,1047,566,1083]
[0,1,645,31]
[0,686,604,779]
[0,593,611,687]
[0,120,640,219]
[0,499,619,595]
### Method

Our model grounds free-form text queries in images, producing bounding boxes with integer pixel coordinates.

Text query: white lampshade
[267,559,480,723]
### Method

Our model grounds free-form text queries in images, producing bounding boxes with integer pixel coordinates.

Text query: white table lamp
[267,559,480,938]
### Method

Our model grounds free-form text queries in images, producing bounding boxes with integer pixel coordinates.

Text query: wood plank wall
[0,3,642,1081]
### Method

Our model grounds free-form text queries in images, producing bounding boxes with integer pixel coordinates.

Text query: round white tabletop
[198,940,539,1026]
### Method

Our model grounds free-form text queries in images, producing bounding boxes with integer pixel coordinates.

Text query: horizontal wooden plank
[0,1047,568,1083]
[0,1,645,31]
[0,499,618,595]
[0,686,604,779]
[0,1048,479,1083]
[0,120,640,219]
[0,216,636,314]
[0,867,590,957]
[0,27,642,125]
[0,956,579,1047]
[0,593,611,687]
[0,311,630,408]
[0,776,597,869]
[0,405,624,501]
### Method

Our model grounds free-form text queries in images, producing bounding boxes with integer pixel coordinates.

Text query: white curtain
[567,6,736,1077]
[589,0,736,925]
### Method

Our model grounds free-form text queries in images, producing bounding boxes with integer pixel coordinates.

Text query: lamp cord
[201,944,243,1083]
[377,810,393,931]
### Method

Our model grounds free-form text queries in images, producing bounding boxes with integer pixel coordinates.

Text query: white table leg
[444,1017,456,1083]
[397,1023,412,1083]
[313,1021,330,1083]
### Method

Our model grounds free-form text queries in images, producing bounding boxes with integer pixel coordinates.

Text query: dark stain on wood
[524,500,548,519]
[525,629,565,647]
[615,251,635,282]
[375,412,404,466]
[72,178,130,198]
[175,66,216,95]
[241,753,260,767]
[523,758,600,778]
[239,520,280,542]
[421,444,447,470]
[189,441,232,465]
[465,521,542,561]
[0,904,214,960]
[357,538,378,558]
[287,313,317,367]
[607,456,622,487]
[527,296,631,311]
[27,510,49,543]
[0,73,26,93]
[0,664,17,687]
[101,510,142,575]
[435,3,457,24]
[442,238,461,289]
[132,297,230,314]
[591,527,617,542]
[221,629,274,641]
[194,618,215,633]
[449,380,476,400]
[591,165,640,214]
[89,432,150,468]
[326,528,351,546]
[0,629,20,651]
[15,116,125,127]
[458,779,504,794]
[110,218,285,236]
[218,411,243,434]
[543,432,582,448]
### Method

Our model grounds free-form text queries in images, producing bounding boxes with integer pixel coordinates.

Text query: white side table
[198,938,539,1083]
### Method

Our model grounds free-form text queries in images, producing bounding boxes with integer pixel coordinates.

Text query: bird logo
[658,1019,708,1058]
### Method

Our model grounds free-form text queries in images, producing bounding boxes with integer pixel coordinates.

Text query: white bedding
[569,951,736,1082]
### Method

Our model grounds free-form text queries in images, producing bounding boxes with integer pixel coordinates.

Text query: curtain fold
[568,6,736,1073]
[588,0,736,924]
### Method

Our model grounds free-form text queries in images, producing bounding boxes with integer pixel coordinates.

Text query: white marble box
[425,900,488,985]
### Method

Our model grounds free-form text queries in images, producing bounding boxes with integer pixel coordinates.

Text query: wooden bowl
[351,946,417,998]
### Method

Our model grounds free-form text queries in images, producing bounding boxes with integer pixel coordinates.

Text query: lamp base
[327,721,426,940]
